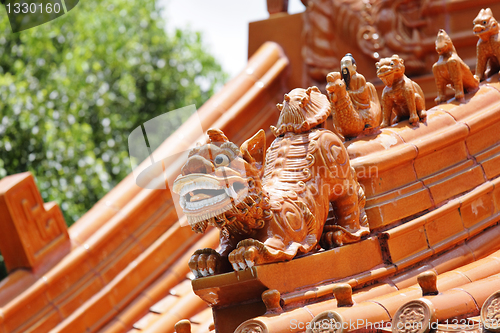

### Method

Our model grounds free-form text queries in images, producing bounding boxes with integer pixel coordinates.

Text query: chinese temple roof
[2,1,500,333]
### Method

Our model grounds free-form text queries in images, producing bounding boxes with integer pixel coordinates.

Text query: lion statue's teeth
[185,193,227,210]
[224,185,239,200]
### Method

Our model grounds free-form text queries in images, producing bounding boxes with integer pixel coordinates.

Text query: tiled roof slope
[189,80,500,332]
[108,79,500,333]
[0,41,290,333]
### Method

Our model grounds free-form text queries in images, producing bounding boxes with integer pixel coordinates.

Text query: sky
[159,0,306,78]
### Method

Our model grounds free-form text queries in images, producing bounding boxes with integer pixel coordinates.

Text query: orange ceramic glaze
[0,173,70,272]
[474,8,500,81]
[433,29,479,104]
[6,4,500,333]
[377,55,427,127]
[392,274,500,333]
[175,88,369,278]
[326,54,381,138]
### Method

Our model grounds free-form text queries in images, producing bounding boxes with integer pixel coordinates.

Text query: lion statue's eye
[214,154,230,167]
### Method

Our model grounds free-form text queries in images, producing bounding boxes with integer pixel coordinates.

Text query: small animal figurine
[325,54,381,139]
[376,55,426,127]
[433,29,479,104]
[473,8,500,81]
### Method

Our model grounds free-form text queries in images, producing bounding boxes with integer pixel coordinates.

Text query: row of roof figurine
[323,7,499,140]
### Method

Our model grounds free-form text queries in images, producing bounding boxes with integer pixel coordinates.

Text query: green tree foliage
[0,1,227,278]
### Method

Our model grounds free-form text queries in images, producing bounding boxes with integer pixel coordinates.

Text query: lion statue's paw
[320,225,370,249]
[189,248,221,278]
[228,239,272,271]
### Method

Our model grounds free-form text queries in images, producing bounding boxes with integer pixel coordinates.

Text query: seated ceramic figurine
[326,54,381,139]
[173,87,369,278]
[376,55,427,127]
[473,8,500,81]
[433,29,479,104]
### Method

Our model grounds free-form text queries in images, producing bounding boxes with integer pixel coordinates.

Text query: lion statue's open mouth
[172,129,269,236]
[175,174,246,214]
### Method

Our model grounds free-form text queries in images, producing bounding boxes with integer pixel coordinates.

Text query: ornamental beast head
[376,55,405,87]
[473,8,499,38]
[435,29,455,55]
[172,128,271,236]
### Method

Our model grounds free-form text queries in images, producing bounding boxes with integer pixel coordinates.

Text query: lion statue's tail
[320,167,370,249]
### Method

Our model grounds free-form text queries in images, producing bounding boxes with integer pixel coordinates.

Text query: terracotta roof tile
[431,244,475,275]
[236,242,500,333]
[189,308,213,325]
[2,282,53,333]
[169,280,193,298]
[56,275,104,318]
[150,295,180,315]
[415,138,470,180]
[69,202,121,246]
[455,257,500,281]
[283,226,500,307]
[141,293,207,333]
[390,264,435,290]
[97,318,128,333]
[463,224,500,259]
[351,283,399,303]
[345,130,405,159]
[428,165,485,205]
[0,270,37,307]
[455,273,500,306]
[384,110,458,145]
[0,309,5,333]
[133,313,161,330]
[114,294,154,327]
[108,229,219,331]
[393,274,500,329]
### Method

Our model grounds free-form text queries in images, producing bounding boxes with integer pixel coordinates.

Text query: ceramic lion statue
[173,87,370,278]
[473,8,500,81]
[433,29,479,104]
[376,55,427,127]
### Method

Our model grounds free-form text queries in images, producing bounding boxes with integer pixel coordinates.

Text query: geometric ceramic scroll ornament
[234,320,268,333]
[0,172,69,272]
[306,310,345,333]
[481,290,500,332]
[392,299,437,333]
